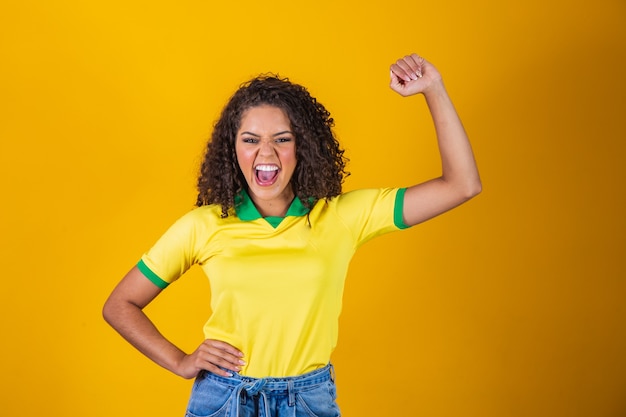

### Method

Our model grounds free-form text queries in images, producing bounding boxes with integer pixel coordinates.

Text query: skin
[390,54,482,226]
[235,105,297,217]
[102,53,481,380]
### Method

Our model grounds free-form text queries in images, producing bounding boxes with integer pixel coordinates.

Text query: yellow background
[1,1,625,416]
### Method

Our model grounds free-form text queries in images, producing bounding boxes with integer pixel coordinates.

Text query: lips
[255,164,280,185]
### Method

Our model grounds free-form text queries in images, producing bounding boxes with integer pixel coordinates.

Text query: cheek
[235,148,251,170]
[283,147,297,168]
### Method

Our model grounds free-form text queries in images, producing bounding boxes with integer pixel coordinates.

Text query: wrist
[422,78,446,98]
[167,349,191,377]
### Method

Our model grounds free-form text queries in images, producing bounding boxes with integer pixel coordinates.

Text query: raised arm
[390,54,481,227]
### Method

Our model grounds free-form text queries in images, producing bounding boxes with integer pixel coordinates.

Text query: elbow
[102,296,121,327]
[460,178,482,201]
[469,179,482,198]
[102,298,114,325]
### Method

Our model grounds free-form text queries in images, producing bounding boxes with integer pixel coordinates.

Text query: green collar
[235,190,311,228]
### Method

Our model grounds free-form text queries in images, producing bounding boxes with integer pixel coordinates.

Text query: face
[235,105,297,216]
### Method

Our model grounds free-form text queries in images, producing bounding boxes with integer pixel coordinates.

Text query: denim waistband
[198,364,334,416]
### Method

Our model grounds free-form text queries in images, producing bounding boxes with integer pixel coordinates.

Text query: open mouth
[255,164,279,185]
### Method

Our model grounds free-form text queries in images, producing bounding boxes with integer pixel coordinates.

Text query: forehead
[238,105,291,131]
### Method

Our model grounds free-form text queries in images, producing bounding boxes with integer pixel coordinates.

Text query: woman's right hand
[176,339,246,379]
[104,267,247,380]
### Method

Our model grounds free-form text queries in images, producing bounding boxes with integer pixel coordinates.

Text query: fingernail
[410,73,418,80]
[239,359,246,365]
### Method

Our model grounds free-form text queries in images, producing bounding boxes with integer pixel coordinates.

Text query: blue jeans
[185,364,341,417]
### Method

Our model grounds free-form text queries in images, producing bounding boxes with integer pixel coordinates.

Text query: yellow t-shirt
[138,187,409,377]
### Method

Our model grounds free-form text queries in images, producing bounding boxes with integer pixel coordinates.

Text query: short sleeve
[332,187,410,248]
[138,209,205,288]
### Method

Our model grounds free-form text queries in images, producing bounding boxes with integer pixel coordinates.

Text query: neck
[251,193,295,217]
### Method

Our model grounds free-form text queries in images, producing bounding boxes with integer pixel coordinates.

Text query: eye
[275,137,292,143]
[242,137,258,144]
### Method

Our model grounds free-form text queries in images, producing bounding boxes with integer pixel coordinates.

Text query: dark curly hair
[196,75,349,218]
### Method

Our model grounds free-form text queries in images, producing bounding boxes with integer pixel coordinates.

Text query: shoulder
[183,204,224,221]
[325,187,407,230]
[164,204,230,235]
[329,188,402,208]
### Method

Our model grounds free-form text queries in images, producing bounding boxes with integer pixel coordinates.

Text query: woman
[103,53,481,416]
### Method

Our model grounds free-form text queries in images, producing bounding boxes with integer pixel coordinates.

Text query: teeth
[255,165,279,172]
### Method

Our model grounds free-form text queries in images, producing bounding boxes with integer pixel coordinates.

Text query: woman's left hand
[389,53,442,97]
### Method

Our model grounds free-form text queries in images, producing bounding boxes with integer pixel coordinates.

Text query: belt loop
[288,380,295,407]
[329,363,335,383]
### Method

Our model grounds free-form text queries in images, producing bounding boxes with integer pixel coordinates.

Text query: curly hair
[196,75,349,218]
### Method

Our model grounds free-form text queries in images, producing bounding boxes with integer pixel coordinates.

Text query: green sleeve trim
[137,259,169,289]
[394,188,410,230]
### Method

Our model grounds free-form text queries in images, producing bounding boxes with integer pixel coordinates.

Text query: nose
[258,139,277,156]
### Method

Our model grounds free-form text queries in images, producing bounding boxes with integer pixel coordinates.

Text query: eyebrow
[239,130,294,137]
